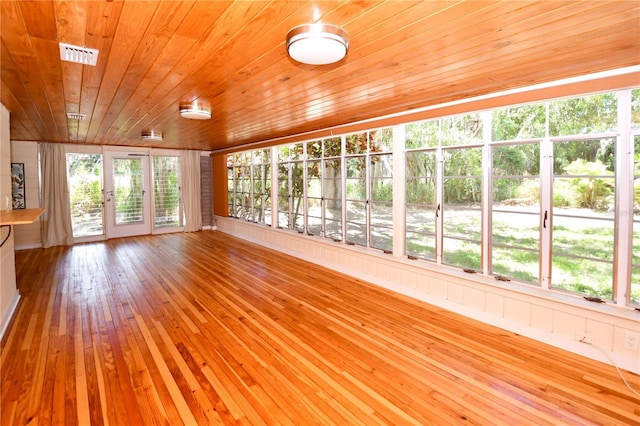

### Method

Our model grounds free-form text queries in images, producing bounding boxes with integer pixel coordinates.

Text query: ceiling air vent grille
[66,113,86,120]
[59,43,99,66]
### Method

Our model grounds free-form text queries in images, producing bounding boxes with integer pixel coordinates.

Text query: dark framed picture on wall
[11,162,25,209]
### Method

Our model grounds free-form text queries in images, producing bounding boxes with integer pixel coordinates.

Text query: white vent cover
[59,43,99,66]
[66,112,86,120]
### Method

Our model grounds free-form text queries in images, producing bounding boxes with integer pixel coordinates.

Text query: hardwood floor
[2,231,639,425]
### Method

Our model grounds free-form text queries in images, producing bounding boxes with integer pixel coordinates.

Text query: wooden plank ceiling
[1,1,639,152]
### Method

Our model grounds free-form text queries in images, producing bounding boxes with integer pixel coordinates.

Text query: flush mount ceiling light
[286,23,349,65]
[141,130,163,141]
[179,102,212,120]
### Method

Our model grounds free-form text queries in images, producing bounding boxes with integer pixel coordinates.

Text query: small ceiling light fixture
[179,101,211,120]
[141,130,163,141]
[286,23,349,65]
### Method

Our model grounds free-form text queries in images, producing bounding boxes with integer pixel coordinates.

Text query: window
[67,153,104,237]
[278,144,304,231]
[369,129,393,251]
[322,137,342,240]
[252,149,271,225]
[442,146,482,269]
[406,149,437,260]
[228,87,639,307]
[153,156,182,228]
[441,115,483,269]
[306,140,322,235]
[491,142,541,282]
[345,129,393,249]
[227,155,234,216]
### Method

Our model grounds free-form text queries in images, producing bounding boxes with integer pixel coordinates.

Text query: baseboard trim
[15,242,42,251]
[0,292,20,341]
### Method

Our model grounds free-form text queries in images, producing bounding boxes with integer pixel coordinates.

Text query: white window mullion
[365,133,372,247]
[271,148,278,228]
[615,89,633,305]
[302,143,308,233]
[341,135,347,242]
[481,111,492,275]
[435,147,444,264]
[539,137,553,289]
[392,124,406,257]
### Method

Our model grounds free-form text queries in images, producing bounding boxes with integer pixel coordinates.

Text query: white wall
[0,104,20,338]
[11,141,41,249]
[216,216,640,374]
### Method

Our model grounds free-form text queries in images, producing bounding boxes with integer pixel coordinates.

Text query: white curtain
[40,143,73,247]
[181,150,202,232]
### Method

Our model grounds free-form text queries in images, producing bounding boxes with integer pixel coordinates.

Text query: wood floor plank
[2,231,639,425]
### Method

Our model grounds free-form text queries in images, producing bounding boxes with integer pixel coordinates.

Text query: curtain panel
[181,150,202,232]
[39,143,73,248]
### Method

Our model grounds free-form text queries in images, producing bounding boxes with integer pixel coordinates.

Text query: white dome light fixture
[179,101,211,120]
[286,23,349,65]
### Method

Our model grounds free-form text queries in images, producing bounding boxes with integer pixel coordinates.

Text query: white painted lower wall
[216,216,640,374]
[1,104,20,340]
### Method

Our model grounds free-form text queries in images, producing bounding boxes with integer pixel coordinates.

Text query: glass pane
[346,200,366,246]
[405,120,439,149]
[291,161,304,231]
[227,167,234,216]
[370,154,392,201]
[306,160,322,198]
[443,146,482,270]
[492,246,539,283]
[491,143,540,282]
[278,143,303,161]
[406,231,436,261]
[491,103,545,141]
[325,218,342,240]
[549,93,617,136]
[405,150,436,260]
[307,140,322,159]
[443,205,481,241]
[153,156,181,228]
[277,164,289,228]
[346,132,367,155]
[370,226,393,252]
[324,137,342,157]
[346,157,366,201]
[67,153,104,237]
[370,128,393,152]
[440,114,483,146]
[113,158,143,225]
[306,160,322,234]
[552,138,615,298]
[443,237,481,270]
[253,148,270,164]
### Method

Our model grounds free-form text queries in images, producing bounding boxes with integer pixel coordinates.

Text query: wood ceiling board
[1,0,637,151]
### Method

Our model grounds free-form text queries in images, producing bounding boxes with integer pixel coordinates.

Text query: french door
[104,151,151,238]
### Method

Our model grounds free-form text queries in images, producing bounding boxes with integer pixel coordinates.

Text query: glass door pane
[66,153,104,238]
[113,158,144,225]
[105,152,151,239]
[153,156,181,228]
